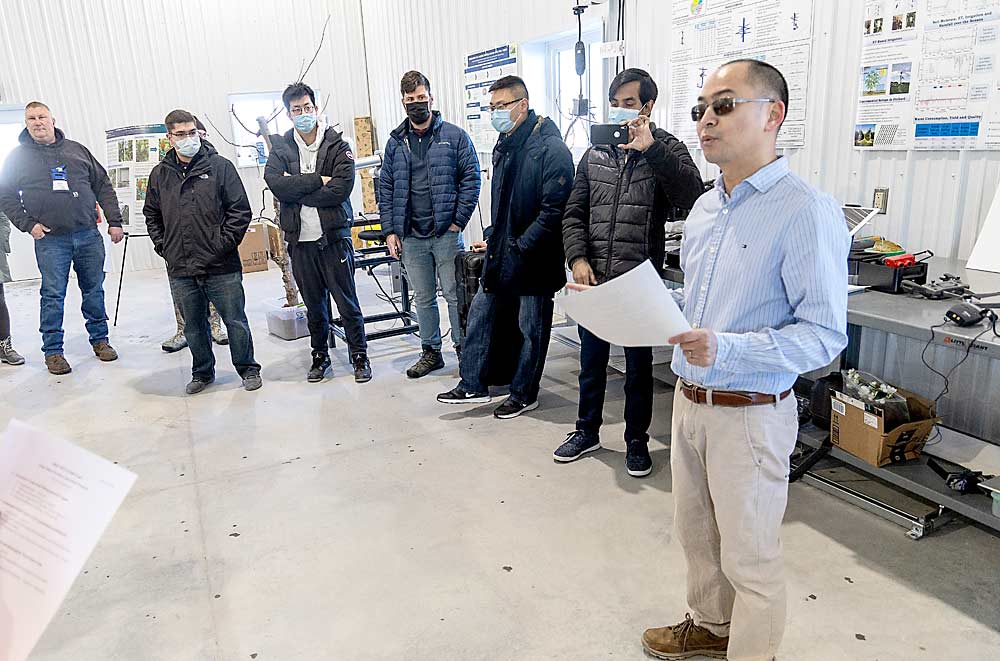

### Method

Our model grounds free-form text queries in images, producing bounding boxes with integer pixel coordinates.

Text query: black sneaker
[553,430,601,462]
[406,348,444,379]
[494,397,539,419]
[437,385,491,404]
[353,353,372,383]
[625,439,653,477]
[185,376,214,395]
[308,351,331,383]
[242,370,263,392]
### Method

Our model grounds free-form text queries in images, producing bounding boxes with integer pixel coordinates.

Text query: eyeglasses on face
[489,97,524,113]
[690,97,776,122]
[169,129,200,138]
[289,104,316,116]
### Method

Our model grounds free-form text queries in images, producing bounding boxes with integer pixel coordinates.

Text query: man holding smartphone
[556,68,704,477]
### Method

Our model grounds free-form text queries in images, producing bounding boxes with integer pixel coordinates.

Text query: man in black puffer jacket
[555,69,704,477]
[436,76,574,419]
[264,82,370,384]
[144,109,260,396]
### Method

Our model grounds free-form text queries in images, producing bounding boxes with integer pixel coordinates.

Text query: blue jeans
[576,326,653,443]
[459,289,554,404]
[168,271,260,380]
[34,227,108,356]
[401,232,463,350]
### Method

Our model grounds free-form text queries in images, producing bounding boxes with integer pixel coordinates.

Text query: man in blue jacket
[0,101,124,375]
[380,71,481,378]
[437,76,574,419]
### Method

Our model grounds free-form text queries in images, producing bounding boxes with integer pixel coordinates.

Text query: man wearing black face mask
[555,68,704,477]
[379,70,481,378]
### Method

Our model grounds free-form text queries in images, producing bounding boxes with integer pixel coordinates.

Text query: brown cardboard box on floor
[360,170,378,214]
[830,388,940,467]
[354,116,377,157]
[238,222,269,273]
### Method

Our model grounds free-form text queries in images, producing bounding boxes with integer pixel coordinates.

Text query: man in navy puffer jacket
[379,71,481,378]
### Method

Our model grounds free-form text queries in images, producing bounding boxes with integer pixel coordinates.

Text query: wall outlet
[873,187,889,213]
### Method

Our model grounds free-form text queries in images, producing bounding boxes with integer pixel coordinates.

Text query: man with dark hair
[265,82,371,383]
[436,76,574,418]
[640,59,848,661]
[144,108,261,395]
[0,101,124,374]
[555,68,704,476]
[380,70,481,378]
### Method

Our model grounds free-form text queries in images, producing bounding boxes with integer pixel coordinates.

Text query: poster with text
[105,124,167,236]
[463,44,519,153]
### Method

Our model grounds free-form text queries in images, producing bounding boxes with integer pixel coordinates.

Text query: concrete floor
[2,267,999,661]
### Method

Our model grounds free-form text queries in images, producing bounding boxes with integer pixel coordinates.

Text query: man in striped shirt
[641,60,850,661]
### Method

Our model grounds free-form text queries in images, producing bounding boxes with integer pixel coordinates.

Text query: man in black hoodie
[555,69,704,477]
[144,109,261,395]
[436,76,574,419]
[264,82,370,384]
[0,101,124,375]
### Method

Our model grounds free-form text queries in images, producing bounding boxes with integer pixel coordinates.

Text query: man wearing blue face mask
[264,82,370,384]
[144,109,261,395]
[380,70,481,378]
[555,68,704,477]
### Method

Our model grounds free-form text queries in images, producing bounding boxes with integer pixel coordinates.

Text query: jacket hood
[280,124,344,147]
[390,110,444,140]
[161,138,220,172]
[19,126,66,147]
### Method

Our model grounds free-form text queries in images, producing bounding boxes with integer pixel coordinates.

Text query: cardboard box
[830,389,940,467]
[238,222,269,273]
[354,116,377,157]
[359,170,378,214]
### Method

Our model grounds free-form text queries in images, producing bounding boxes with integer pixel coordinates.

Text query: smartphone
[591,123,629,146]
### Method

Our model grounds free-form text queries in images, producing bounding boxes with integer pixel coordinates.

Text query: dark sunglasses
[690,97,776,122]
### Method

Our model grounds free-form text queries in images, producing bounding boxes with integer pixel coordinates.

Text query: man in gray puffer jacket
[556,68,704,477]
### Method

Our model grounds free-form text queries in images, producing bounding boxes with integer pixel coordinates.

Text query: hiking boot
[353,353,372,383]
[494,397,538,419]
[243,370,263,392]
[0,337,25,366]
[437,385,491,404]
[45,354,72,375]
[308,351,331,383]
[406,348,444,379]
[626,438,653,477]
[553,430,601,462]
[186,377,215,395]
[209,305,229,345]
[92,342,119,362]
[641,614,729,659]
[161,330,188,352]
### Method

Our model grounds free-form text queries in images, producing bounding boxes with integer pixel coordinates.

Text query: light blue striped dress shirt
[670,157,850,394]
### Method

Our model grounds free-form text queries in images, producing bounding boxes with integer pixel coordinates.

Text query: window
[227,90,322,168]
[548,29,605,160]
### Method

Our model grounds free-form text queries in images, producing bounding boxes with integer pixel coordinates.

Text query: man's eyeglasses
[489,98,524,112]
[289,104,316,116]
[690,97,776,122]
[169,129,200,138]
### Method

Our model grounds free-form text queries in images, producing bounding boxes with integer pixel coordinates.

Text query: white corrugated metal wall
[0,0,370,273]
[2,0,996,272]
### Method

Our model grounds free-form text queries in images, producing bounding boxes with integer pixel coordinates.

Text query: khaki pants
[670,387,799,661]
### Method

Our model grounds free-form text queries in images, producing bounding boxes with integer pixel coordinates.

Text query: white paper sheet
[968,184,1000,274]
[0,420,136,661]
[559,260,691,347]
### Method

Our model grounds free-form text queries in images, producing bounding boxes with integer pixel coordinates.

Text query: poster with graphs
[669,0,814,149]
[855,0,1000,150]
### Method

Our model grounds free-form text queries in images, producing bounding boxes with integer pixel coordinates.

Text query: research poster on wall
[105,124,169,236]
[669,0,814,150]
[463,44,519,153]
[855,0,1000,151]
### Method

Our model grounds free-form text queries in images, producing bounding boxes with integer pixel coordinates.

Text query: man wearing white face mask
[144,109,260,395]
[555,69,704,477]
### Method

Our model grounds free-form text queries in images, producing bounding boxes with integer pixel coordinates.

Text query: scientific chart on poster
[669,0,814,149]
[463,44,519,153]
[104,124,169,236]
[855,0,1000,150]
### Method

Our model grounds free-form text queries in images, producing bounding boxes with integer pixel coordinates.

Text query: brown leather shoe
[642,613,728,659]
[92,342,119,362]
[45,354,72,375]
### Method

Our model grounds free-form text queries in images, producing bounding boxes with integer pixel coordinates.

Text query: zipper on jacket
[603,149,627,282]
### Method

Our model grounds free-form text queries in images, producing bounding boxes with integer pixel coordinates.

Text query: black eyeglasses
[488,98,524,112]
[169,129,200,138]
[690,97,776,122]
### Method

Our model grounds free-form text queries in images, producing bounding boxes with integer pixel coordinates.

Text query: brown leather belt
[680,381,792,407]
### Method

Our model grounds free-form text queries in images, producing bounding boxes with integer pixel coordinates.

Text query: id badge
[51,165,69,192]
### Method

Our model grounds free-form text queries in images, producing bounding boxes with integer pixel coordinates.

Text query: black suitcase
[454,251,523,387]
